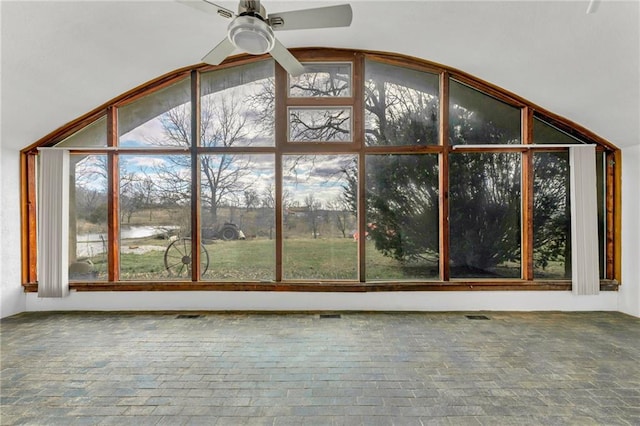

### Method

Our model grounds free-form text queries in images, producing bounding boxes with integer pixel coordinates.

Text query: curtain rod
[38,144,594,151]
[452,144,595,149]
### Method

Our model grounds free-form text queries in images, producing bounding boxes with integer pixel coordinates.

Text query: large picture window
[449,152,521,278]
[69,154,108,281]
[118,154,191,280]
[283,155,358,280]
[21,49,620,292]
[365,154,439,280]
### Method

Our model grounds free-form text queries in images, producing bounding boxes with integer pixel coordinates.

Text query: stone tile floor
[1,311,639,425]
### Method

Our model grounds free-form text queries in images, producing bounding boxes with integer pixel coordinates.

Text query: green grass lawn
[110,237,441,281]
[86,237,549,282]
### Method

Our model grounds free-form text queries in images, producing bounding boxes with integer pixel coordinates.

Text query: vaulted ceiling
[2,1,638,150]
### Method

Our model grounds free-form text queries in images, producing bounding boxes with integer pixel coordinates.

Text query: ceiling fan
[178,0,353,76]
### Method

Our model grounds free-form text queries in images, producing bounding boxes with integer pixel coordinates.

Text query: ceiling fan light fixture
[228,15,275,55]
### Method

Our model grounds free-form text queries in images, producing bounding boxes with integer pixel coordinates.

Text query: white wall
[0,146,26,318]
[26,290,619,313]
[619,145,640,317]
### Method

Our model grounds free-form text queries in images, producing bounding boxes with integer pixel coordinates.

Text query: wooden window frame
[20,48,622,293]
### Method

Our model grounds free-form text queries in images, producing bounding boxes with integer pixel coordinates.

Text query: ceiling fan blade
[270,39,305,77]
[202,37,236,65]
[176,0,236,19]
[268,4,352,31]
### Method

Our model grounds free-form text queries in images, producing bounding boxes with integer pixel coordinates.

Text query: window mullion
[354,54,366,282]
[191,70,202,281]
[107,106,119,282]
[522,107,534,280]
[274,63,288,282]
[439,72,450,281]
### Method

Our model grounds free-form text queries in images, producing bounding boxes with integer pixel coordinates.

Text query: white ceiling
[1,0,639,150]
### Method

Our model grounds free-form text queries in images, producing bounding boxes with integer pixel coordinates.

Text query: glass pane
[119,154,191,280]
[365,60,439,146]
[365,154,439,280]
[288,108,351,142]
[283,155,358,280]
[69,154,108,280]
[201,60,275,147]
[533,117,582,144]
[534,151,606,280]
[199,154,275,281]
[533,152,571,279]
[449,80,521,145]
[57,116,107,148]
[119,79,191,148]
[449,153,521,278]
[289,62,351,97]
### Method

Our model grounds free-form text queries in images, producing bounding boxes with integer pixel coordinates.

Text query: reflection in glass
[289,62,351,97]
[533,117,582,144]
[533,152,571,279]
[449,80,521,145]
[365,154,439,280]
[119,154,191,280]
[69,155,108,280]
[201,60,275,147]
[57,117,107,148]
[199,154,275,281]
[449,153,521,278]
[119,80,191,148]
[282,155,358,280]
[365,60,439,146]
[289,108,351,142]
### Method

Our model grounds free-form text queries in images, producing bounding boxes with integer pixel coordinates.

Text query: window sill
[22,280,620,293]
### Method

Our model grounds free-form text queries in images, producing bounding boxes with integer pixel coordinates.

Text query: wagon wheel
[164,238,209,278]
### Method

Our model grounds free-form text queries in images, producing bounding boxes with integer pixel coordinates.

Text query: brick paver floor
[1,311,639,425]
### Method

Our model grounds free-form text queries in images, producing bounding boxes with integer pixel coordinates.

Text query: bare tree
[304,194,323,239]
[327,195,354,238]
[260,183,291,240]
[250,66,350,143]
[243,189,259,212]
[119,169,144,224]
[157,93,256,226]
[261,183,276,210]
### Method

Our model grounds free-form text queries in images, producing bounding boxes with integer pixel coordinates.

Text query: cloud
[283,155,355,204]
[127,156,169,168]
[120,117,178,147]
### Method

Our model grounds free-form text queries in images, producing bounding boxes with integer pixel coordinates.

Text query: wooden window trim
[522,107,535,281]
[20,48,623,291]
[20,153,38,284]
[106,106,119,282]
[22,280,620,293]
[439,71,450,281]
[190,70,202,281]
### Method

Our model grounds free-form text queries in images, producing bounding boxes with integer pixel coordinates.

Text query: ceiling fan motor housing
[228,14,275,55]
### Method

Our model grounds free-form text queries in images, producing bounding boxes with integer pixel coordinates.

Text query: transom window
[21,49,621,292]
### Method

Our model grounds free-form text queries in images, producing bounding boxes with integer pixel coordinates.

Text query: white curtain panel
[569,145,600,295]
[37,149,70,297]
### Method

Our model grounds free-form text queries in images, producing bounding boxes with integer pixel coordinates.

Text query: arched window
[21,48,621,292]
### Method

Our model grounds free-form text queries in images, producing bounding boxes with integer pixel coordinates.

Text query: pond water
[77,225,177,242]
[75,225,177,257]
